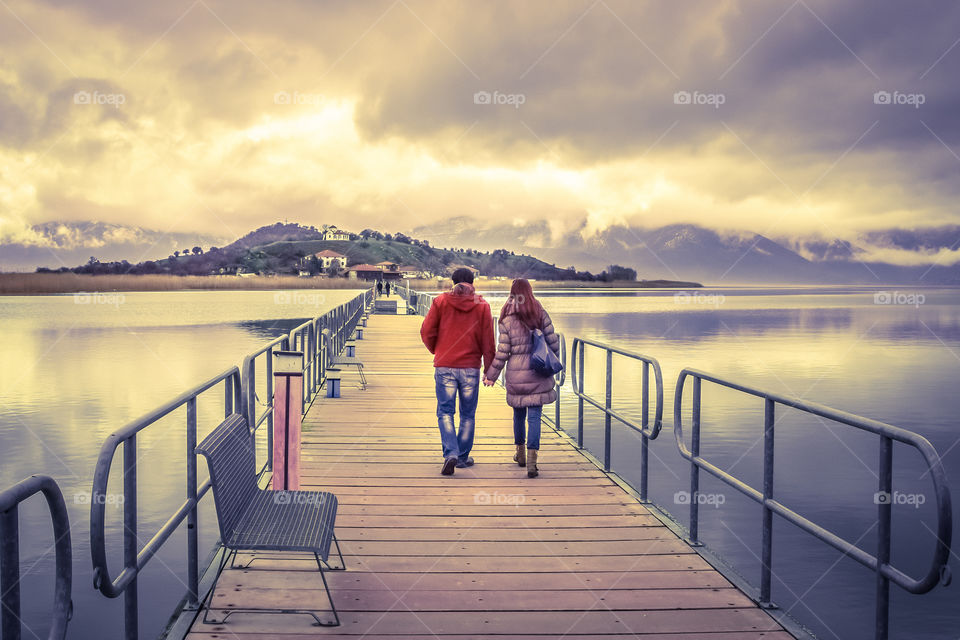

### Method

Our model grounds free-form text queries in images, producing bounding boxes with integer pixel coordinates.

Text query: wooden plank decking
[187,310,789,639]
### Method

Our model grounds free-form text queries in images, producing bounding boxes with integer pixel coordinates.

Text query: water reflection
[0,290,363,640]
[1,286,958,639]
[541,287,960,640]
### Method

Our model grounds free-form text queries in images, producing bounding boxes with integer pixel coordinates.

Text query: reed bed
[0,273,369,295]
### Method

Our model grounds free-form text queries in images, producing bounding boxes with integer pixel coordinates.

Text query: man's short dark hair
[451,267,475,284]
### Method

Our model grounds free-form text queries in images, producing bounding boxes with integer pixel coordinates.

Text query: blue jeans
[435,367,480,461]
[513,406,542,450]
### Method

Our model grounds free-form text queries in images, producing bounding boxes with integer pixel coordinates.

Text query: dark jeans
[434,367,480,461]
[513,405,543,450]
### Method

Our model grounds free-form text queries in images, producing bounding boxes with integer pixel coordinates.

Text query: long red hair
[499,278,542,328]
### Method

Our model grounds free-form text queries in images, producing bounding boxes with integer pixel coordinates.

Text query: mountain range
[411,218,960,285]
[0,221,226,273]
[3,219,960,284]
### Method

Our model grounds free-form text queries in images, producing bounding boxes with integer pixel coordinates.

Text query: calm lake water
[0,289,364,640]
[1,286,958,639]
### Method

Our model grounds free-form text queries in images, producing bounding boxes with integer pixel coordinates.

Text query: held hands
[482,377,495,387]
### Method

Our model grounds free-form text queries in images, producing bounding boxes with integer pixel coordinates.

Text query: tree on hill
[599,265,637,281]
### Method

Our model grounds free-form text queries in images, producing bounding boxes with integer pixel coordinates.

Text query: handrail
[570,337,664,500]
[89,287,373,640]
[90,366,241,639]
[673,367,953,640]
[1,475,72,640]
[241,334,289,476]
[543,333,567,432]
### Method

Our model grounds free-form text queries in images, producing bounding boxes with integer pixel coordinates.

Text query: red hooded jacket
[420,283,496,370]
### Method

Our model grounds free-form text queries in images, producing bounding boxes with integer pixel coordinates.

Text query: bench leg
[201,547,236,625]
[357,365,367,390]
[313,553,341,626]
[322,534,346,571]
[202,547,340,627]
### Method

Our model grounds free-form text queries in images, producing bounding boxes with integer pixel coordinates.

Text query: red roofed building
[313,250,346,270]
[347,263,401,281]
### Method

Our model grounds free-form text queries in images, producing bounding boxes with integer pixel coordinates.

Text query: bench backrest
[195,413,258,541]
[374,299,398,314]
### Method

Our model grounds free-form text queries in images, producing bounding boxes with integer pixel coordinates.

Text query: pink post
[272,351,303,490]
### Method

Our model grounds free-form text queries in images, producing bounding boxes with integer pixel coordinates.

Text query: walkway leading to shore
[187,312,788,638]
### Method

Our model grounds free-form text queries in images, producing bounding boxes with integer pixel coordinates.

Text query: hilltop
[36,222,670,284]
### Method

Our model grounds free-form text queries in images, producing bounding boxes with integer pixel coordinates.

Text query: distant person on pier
[483,278,560,478]
[385,281,391,296]
[420,267,496,475]
[376,280,383,296]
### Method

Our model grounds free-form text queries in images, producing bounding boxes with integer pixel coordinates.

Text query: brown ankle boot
[514,444,526,467]
[527,449,538,478]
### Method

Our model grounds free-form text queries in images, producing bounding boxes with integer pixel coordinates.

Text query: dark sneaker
[441,457,457,475]
[456,457,475,468]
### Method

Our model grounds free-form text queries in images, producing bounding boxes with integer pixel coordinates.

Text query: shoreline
[0,273,702,295]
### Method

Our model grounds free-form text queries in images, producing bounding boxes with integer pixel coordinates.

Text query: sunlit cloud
[0,0,958,254]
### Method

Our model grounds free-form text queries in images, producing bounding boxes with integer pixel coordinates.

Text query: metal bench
[195,413,345,626]
[330,340,366,390]
[374,299,398,314]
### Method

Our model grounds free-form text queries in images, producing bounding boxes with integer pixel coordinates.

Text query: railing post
[554,377,561,431]
[640,361,650,502]
[266,347,274,471]
[760,397,775,607]
[185,398,199,609]
[688,376,702,546]
[224,377,233,417]
[123,435,138,640]
[876,435,893,640]
[577,340,585,448]
[1,505,20,640]
[603,349,613,471]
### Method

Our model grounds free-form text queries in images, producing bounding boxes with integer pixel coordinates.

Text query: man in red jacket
[420,268,496,475]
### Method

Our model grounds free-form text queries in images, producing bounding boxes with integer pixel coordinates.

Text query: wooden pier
[188,310,789,639]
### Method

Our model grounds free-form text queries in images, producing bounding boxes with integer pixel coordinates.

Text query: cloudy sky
[1,0,959,248]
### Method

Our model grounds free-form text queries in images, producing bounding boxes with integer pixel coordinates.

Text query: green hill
[54,223,656,282]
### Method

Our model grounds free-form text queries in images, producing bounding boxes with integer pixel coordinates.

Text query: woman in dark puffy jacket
[483,278,560,477]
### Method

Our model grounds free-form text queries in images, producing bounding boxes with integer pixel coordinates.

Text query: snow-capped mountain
[0,221,227,272]
[411,218,960,284]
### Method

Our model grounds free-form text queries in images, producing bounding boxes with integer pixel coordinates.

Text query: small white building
[321,225,350,242]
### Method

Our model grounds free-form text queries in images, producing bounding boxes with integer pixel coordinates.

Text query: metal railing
[542,334,567,431]
[1,475,72,640]
[76,281,952,640]
[319,282,953,638]
[395,281,435,316]
[673,368,953,640]
[570,338,663,501]
[90,366,241,639]
[90,288,373,640]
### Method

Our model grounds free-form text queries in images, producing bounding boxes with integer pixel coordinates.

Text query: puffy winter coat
[485,305,561,407]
